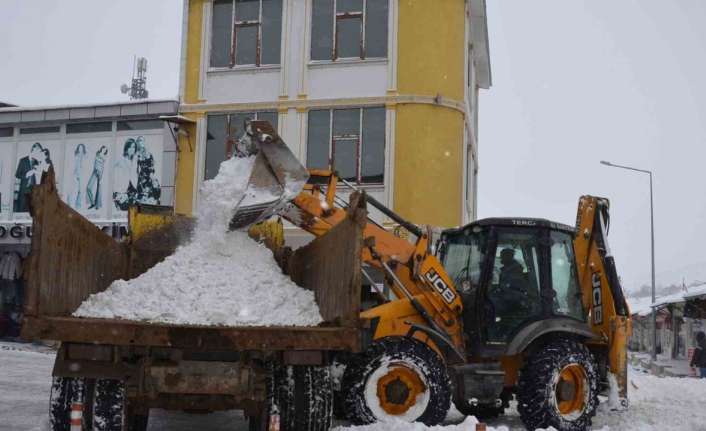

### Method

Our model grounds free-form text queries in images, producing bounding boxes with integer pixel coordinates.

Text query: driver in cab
[497,248,532,310]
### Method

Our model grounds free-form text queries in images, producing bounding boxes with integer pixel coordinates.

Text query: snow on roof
[629,284,706,317]
[683,284,706,299]
[628,296,654,317]
[0,98,177,113]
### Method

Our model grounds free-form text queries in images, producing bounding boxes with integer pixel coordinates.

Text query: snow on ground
[0,342,54,431]
[3,342,706,431]
[333,416,507,431]
[73,156,323,327]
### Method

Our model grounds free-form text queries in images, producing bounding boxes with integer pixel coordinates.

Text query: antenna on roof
[120,56,149,100]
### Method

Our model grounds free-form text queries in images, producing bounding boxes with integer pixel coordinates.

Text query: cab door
[479,227,546,352]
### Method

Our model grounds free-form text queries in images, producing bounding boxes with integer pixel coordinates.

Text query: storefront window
[66,122,113,134]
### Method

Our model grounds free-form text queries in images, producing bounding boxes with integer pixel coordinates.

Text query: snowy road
[2,342,705,431]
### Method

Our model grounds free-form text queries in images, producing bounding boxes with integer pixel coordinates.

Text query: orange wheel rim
[556,364,587,416]
[376,365,427,415]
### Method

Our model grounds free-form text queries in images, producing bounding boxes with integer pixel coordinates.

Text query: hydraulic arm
[279,169,466,357]
[574,196,631,409]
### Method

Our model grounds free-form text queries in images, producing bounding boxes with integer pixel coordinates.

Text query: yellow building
[175,0,491,229]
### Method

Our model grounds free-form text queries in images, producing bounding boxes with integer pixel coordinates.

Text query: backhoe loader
[24,120,630,431]
[234,121,631,431]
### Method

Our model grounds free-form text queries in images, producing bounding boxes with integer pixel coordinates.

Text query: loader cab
[438,218,585,357]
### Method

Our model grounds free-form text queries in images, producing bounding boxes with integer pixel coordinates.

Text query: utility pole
[601,160,657,361]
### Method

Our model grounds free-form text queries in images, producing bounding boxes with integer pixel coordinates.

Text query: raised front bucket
[229,121,310,230]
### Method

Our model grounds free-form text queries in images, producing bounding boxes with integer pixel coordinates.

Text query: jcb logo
[425,268,456,304]
[592,272,603,325]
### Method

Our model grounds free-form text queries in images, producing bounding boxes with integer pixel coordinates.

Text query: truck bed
[21,170,364,353]
[22,316,359,351]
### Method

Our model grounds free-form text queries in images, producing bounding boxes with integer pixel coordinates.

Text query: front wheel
[341,337,451,426]
[517,338,599,431]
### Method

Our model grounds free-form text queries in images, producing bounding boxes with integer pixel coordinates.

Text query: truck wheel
[341,337,451,426]
[263,364,333,431]
[517,339,598,431]
[50,377,88,431]
[92,379,126,431]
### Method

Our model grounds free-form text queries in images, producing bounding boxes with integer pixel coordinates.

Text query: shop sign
[0,222,128,243]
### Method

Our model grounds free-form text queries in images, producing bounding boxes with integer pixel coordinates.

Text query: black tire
[49,377,80,431]
[517,338,599,431]
[264,363,333,431]
[341,337,451,426]
[92,379,126,431]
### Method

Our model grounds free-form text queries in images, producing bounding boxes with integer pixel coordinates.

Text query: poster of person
[0,146,13,217]
[13,140,63,216]
[112,134,163,215]
[62,138,112,219]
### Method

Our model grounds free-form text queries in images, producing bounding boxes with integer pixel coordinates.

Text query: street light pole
[600,160,657,361]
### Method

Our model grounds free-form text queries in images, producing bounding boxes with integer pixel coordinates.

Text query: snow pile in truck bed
[73,156,323,327]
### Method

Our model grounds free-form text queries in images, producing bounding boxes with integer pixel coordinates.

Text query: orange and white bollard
[70,402,83,431]
[268,413,280,431]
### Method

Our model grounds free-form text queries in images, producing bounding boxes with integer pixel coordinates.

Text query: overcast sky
[0,0,182,106]
[479,0,706,293]
[1,1,705,294]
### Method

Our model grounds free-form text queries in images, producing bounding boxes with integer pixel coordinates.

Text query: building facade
[175,0,491,228]
[0,99,179,337]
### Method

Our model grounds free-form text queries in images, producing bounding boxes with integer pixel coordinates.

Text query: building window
[0,127,13,137]
[210,0,283,68]
[205,111,278,180]
[66,122,113,134]
[117,119,164,131]
[19,126,60,135]
[306,107,385,184]
[311,0,388,61]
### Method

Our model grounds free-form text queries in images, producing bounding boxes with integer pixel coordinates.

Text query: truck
[22,161,367,431]
[23,121,631,431]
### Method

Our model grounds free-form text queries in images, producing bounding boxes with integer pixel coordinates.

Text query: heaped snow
[589,367,706,431]
[74,156,323,327]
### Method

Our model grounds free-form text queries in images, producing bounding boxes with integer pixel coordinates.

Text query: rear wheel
[255,363,333,431]
[49,377,87,431]
[341,337,451,426]
[517,338,598,431]
[92,379,126,430]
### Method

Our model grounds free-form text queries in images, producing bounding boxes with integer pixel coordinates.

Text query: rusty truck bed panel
[22,169,364,353]
[23,316,360,351]
[24,169,130,317]
[280,191,365,326]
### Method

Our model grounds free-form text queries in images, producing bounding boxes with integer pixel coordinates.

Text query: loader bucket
[229,120,309,230]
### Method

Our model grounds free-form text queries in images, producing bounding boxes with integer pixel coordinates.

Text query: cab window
[550,231,584,321]
[439,227,487,295]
